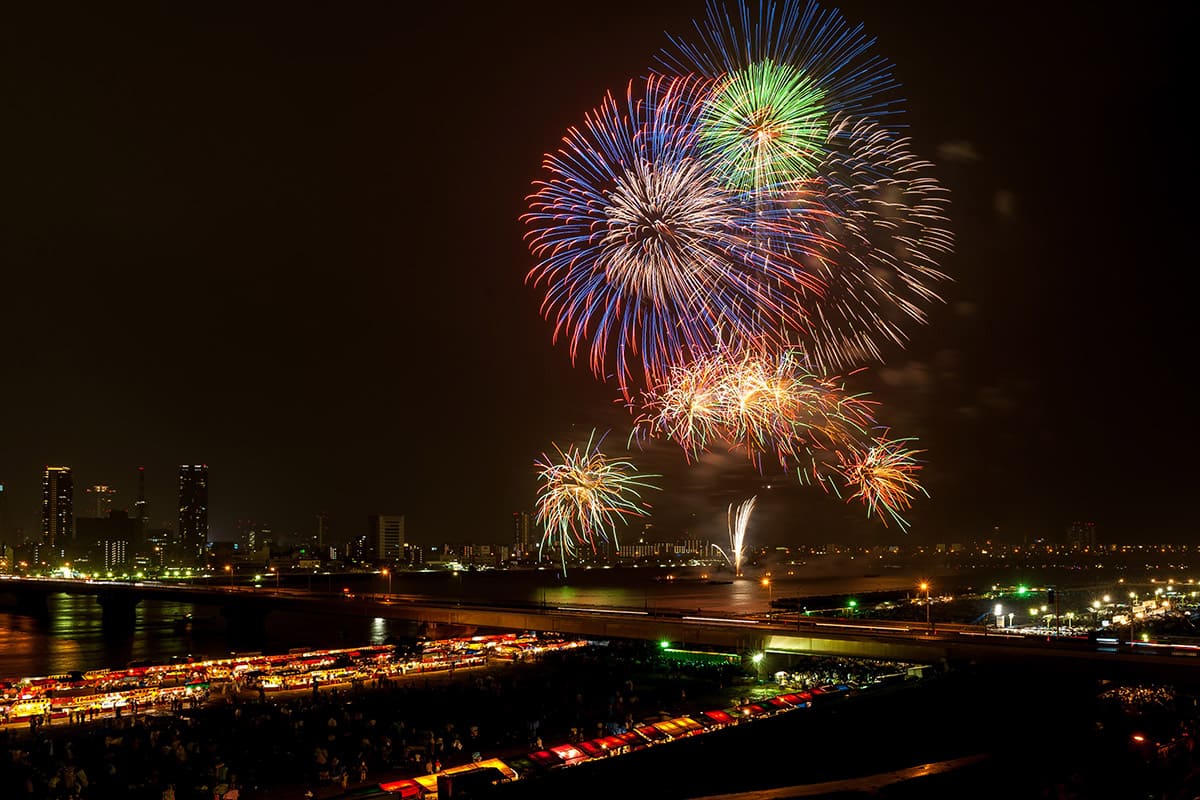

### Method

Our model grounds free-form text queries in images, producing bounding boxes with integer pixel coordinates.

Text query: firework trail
[719,495,757,577]
[534,429,659,574]
[523,74,829,396]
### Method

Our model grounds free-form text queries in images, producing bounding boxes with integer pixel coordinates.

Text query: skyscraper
[134,466,147,524]
[367,514,404,563]
[85,485,117,518]
[178,465,209,565]
[1066,521,1097,551]
[513,510,532,558]
[42,466,73,554]
[77,511,138,572]
[235,519,270,554]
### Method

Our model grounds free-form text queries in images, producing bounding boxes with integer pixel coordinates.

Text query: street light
[224,564,232,589]
[752,652,764,682]
[761,577,773,609]
[381,567,392,599]
[269,567,279,590]
[918,581,932,633]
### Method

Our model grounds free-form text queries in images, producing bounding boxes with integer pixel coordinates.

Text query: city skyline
[0,2,1189,547]
[0,458,1139,550]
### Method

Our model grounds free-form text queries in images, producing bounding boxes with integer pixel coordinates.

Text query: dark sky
[0,2,1189,547]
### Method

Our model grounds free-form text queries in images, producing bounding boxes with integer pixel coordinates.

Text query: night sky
[0,2,1188,547]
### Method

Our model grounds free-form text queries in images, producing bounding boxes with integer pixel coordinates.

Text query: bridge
[2,576,1196,683]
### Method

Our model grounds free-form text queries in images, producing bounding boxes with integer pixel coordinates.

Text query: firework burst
[524,0,945,535]
[523,74,829,395]
[534,430,659,573]
[788,115,954,372]
[837,435,927,530]
[631,346,875,475]
[699,59,829,191]
[658,0,898,193]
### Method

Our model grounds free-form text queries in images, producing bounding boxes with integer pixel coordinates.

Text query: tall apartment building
[42,466,73,555]
[512,510,533,558]
[178,465,209,565]
[85,485,117,518]
[1067,521,1097,551]
[367,514,405,563]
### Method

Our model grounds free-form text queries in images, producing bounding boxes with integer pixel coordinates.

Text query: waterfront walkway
[693,754,990,799]
[1,644,903,799]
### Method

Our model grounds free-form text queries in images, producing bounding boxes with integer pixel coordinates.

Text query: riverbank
[489,663,1200,800]
[0,642,921,799]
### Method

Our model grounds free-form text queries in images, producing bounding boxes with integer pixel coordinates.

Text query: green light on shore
[659,640,670,650]
[847,599,858,608]
[1017,585,1029,595]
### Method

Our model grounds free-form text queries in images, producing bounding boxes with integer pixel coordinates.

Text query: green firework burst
[700,59,829,191]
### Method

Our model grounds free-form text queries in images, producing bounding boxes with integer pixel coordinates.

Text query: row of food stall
[350,685,855,799]
[0,633,588,727]
[505,686,853,775]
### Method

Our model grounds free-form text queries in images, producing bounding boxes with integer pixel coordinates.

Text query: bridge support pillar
[97,592,142,630]
[13,590,50,618]
[221,604,270,645]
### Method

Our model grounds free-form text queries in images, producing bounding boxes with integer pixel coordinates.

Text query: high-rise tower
[1066,521,1097,551]
[86,485,117,518]
[178,465,209,565]
[42,466,73,554]
[513,510,533,558]
[316,512,329,547]
[134,466,147,524]
[367,514,404,563]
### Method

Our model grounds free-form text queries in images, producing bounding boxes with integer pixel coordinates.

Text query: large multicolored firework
[654,1,949,371]
[525,0,948,535]
[534,430,659,572]
[523,74,830,395]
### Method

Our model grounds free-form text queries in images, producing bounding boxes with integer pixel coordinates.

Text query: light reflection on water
[0,593,408,680]
[0,565,1120,678]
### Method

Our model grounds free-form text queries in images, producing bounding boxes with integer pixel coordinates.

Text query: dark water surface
[0,564,1156,679]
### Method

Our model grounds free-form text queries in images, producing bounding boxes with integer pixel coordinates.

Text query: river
[0,563,1166,679]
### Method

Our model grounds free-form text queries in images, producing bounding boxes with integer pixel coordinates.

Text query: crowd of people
[771,655,913,692]
[0,641,923,800]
